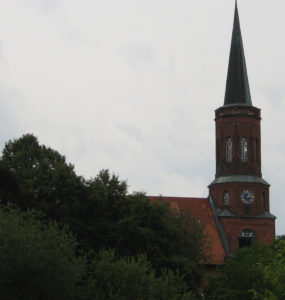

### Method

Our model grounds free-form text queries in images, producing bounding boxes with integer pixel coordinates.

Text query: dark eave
[208,175,270,187]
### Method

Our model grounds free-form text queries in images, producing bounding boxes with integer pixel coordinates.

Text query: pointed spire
[224,1,252,106]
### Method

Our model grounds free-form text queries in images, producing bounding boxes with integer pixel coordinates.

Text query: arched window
[217,140,220,164]
[253,138,257,162]
[223,191,230,206]
[240,137,248,162]
[239,229,256,248]
[226,137,232,163]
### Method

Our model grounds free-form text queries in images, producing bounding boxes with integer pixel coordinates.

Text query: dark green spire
[224,1,252,106]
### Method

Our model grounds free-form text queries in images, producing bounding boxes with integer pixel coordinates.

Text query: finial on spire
[223,0,252,106]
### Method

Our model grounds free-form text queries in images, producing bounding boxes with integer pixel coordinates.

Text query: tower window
[253,138,257,162]
[256,138,259,163]
[226,137,232,162]
[223,191,230,206]
[239,229,256,248]
[262,193,265,209]
[240,137,248,162]
[217,140,220,164]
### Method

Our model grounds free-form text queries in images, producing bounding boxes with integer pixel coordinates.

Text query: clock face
[240,190,254,204]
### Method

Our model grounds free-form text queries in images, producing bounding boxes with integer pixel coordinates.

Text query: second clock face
[240,190,254,204]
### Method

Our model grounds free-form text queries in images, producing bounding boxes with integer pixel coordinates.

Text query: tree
[85,249,197,300]
[0,161,19,204]
[0,134,85,219]
[0,136,206,295]
[72,170,206,293]
[0,204,86,300]
[205,242,273,300]
[69,169,128,251]
[0,202,201,300]
[115,192,205,290]
[250,236,285,300]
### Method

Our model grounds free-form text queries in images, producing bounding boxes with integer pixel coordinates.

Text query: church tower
[208,2,275,254]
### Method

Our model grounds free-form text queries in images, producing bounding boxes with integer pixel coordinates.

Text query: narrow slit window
[226,137,232,163]
[240,137,248,162]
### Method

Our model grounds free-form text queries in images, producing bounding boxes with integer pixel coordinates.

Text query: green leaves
[0,203,201,299]
[0,134,85,219]
[205,240,285,300]
[0,135,206,297]
[0,204,86,300]
[85,249,197,300]
[250,237,285,300]
[68,171,205,294]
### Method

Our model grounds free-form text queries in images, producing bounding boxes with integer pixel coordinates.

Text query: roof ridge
[148,196,208,200]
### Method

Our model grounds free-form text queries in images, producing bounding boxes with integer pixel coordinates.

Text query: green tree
[205,242,273,300]
[72,170,205,293]
[0,136,206,295]
[115,192,205,290]
[0,134,85,219]
[71,169,128,251]
[0,161,19,204]
[85,249,197,300]
[0,204,86,300]
[250,236,285,300]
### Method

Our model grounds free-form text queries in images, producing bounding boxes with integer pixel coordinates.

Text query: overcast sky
[0,0,284,235]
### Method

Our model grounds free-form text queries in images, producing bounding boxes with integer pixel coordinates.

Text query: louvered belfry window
[226,137,232,163]
[240,137,248,162]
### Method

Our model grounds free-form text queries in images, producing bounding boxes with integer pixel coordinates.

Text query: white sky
[0,0,284,235]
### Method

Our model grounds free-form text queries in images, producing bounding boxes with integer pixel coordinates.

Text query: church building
[150,2,276,266]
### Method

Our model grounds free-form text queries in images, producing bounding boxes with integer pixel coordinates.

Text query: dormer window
[226,137,232,163]
[223,191,230,206]
[240,137,248,162]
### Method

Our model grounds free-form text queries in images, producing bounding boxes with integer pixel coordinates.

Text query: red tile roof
[149,196,226,265]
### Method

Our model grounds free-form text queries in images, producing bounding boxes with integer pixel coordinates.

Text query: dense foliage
[251,237,285,300]
[1,133,284,299]
[73,173,205,290]
[85,250,197,300]
[205,238,285,300]
[0,205,197,300]
[0,134,85,219]
[0,204,86,300]
[0,134,206,298]
[0,162,19,203]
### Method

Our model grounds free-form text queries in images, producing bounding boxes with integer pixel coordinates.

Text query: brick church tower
[150,2,276,264]
[208,2,275,254]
